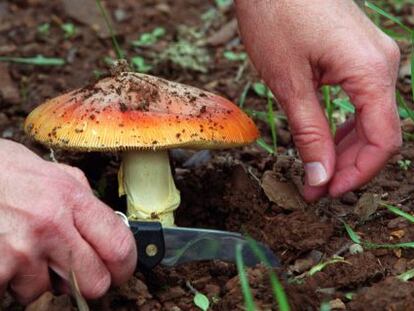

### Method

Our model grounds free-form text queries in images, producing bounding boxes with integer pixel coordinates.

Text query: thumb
[278,82,336,192]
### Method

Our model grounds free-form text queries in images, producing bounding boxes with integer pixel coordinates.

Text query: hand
[235,0,402,200]
[0,139,137,304]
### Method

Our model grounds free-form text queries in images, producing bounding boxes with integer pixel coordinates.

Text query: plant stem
[95,0,124,59]
[323,85,335,134]
[118,150,180,226]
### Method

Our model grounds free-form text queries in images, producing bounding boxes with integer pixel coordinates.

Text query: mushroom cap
[25,72,259,151]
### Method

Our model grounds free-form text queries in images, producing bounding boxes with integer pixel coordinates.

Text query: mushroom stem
[118,150,180,226]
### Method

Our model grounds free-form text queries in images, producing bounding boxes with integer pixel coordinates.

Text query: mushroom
[25,72,259,226]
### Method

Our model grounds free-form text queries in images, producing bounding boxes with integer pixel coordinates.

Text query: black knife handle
[129,221,165,270]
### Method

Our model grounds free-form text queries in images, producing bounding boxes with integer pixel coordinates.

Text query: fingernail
[304,162,328,186]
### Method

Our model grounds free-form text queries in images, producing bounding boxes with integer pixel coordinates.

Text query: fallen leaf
[204,19,238,46]
[261,171,305,210]
[390,229,405,239]
[353,192,381,221]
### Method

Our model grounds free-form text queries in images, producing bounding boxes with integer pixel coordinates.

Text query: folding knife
[124,219,279,270]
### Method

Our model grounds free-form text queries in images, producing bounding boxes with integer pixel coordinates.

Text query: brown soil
[2,1,414,310]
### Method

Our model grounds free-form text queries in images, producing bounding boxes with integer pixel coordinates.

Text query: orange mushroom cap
[25,72,259,151]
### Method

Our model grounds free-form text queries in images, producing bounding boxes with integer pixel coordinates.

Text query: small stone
[329,298,346,310]
[114,8,128,22]
[340,192,358,205]
[349,243,364,255]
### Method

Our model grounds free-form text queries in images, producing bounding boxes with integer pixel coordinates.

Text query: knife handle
[129,221,165,270]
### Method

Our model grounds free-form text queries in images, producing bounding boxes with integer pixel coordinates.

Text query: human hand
[0,139,137,304]
[235,0,401,200]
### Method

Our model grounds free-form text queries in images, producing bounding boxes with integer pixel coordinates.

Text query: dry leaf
[261,171,305,210]
[353,192,381,221]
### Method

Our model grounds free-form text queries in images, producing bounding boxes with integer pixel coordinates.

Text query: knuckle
[291,125,327,148]
[86,272,110,299]
[68,167,89,185]
[30,212,59,237]
[107,231,136,265]
[383,38,401,63]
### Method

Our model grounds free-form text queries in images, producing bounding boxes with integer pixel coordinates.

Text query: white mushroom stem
[118,150,180,226]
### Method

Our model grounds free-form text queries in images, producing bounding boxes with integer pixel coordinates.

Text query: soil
[2,1,414,310]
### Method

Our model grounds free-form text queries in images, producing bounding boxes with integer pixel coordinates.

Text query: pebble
[329,298,346,310]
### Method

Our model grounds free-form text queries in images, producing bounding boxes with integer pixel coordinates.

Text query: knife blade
[128,221,280,270]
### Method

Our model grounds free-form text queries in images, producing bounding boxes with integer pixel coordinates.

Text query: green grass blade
[322,86,335,133]
[95,0,124,59]
[0,55,65,66]
[345,221,414,249]
[238,81,251,108]
[381,202,414,223]
[235,243,257,311]
[365,1,412,34]
[332,98,355,113]
[256,138,275,154]
[308,257,350,276]
[246,237,290,311]
[343,223,362,244]
[397,268,414,282]
[365,241,414,249]
[396,90,414,122]
[244,109,286,122]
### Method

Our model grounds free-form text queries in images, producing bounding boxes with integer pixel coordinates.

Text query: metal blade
[161,227,280,268]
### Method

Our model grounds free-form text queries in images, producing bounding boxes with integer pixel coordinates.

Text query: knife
[116,212,280,270]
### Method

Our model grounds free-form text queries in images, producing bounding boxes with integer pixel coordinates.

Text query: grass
[236,237,290,311]
[0,55,65,66]
[322,86,335,134]
[236,243,257,311]
[344,202,414,250]
[95,0,124,59]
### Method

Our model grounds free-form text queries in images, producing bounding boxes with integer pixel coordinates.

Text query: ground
[1,0,414,310]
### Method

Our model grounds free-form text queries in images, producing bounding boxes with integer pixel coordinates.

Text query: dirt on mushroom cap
[24,72,259,152]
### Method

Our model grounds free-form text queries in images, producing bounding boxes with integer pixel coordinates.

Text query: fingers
[48,230,111,299]
[0,251,19,300]
[329,72,401,196]
[10,262,50,304]
[71,194,137,286]
[277,80,336,200]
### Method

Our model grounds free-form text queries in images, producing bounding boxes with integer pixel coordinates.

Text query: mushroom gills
[118,150,180,226]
